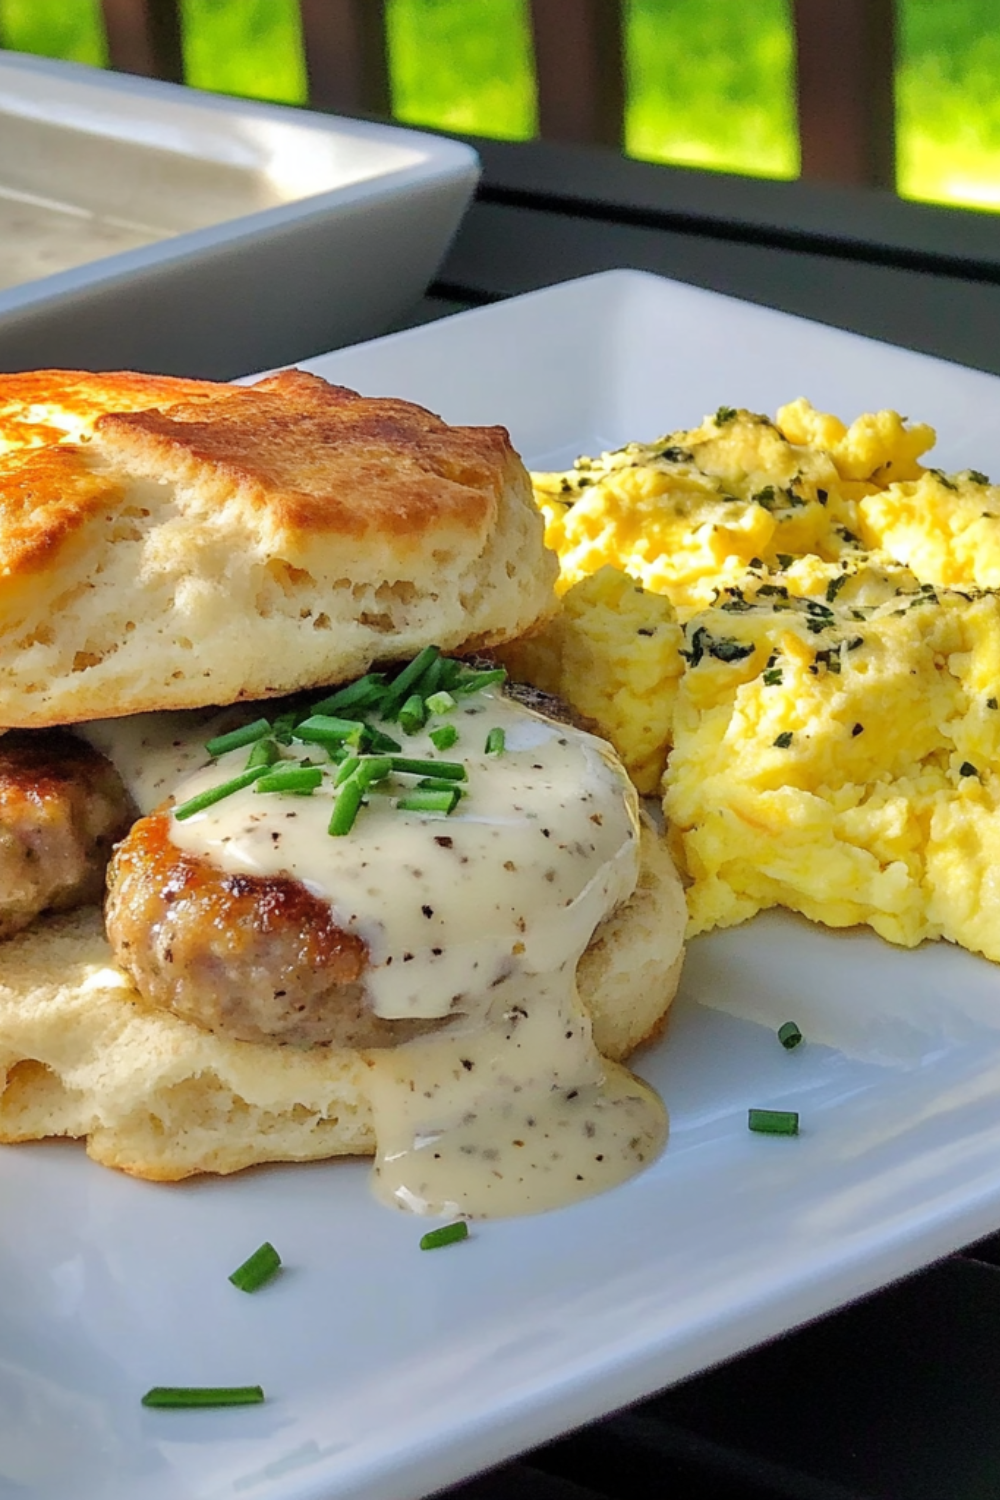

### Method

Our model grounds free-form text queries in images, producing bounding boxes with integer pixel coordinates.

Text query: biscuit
[0,368,222,454]
[0,821,685,1179]
[0,369,557,726]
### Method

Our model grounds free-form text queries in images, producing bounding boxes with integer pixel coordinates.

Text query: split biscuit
[0,821,685,1180]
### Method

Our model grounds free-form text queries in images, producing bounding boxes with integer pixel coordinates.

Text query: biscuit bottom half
[0,822,685,1181]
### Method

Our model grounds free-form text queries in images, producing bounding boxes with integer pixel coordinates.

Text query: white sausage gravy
[80,684,667,1218]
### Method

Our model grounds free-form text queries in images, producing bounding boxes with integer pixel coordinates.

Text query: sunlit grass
[387,0,535,138]
[1,0,998,214]
[625,0,798,180]
[0,0,106,66]
[179,0,306,105]
[896,0,1000,212]
[898,129,1000,212]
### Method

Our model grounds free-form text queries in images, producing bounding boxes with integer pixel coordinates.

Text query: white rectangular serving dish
[0,53,478,376]
[6,271,1000,1500]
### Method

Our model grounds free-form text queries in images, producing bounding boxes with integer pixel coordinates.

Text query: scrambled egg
[502,399,1000,964]
[500,566,683,794]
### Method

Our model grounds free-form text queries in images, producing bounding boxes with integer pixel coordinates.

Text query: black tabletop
[395,135,1000,1500]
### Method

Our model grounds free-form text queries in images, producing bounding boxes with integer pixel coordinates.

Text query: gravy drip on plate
[95,689,668,1217]
[365,967,666,1217]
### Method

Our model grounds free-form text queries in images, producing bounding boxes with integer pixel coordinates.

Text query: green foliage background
[0,0,996,211]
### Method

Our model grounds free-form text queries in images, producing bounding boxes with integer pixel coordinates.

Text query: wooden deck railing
[96,0,896,191]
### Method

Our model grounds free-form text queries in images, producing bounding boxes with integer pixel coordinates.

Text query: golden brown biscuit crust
[0,445,122,579]
[0,370,520,586]
[0,368,224,454]
[0,367,557,726]
[95,369,511,554]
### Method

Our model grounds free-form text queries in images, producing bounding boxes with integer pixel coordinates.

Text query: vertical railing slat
[97,0,901,200]
[528,0,625,150]
[792,0,896,189]
[100,0,184,84]
[298,0,391,117]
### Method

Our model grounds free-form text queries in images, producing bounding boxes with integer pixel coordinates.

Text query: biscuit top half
[0,368,224,453]
[0,368,557,727]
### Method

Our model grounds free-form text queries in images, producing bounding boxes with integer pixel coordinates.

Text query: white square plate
[6,270,1000,1500]
[0,54,478,377]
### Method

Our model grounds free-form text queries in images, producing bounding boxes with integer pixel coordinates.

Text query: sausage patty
[104,681,593,1048]
[105,812,446,1048]
[0,730,135,940]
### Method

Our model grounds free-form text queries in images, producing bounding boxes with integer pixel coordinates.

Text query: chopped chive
[420,656,444,697]
[173,765,269,821]
[204,718,271,757]
[254,766,323,795]
[334,755,362,786]
[429,724,459,752]
[245,737,279,770]
[294,715,365,745]
[310,673,387,717]
[437,658,464,691]
[389,757,467,781]
[329,776,365,836]
[748,1108,799,1135]
[141,1386,265,1409]
[426,690,456,716]
[419,1221,468,1250]
[382,646,441,719]
[778,1021,803,1050]
[399,693,427,736]
[229,1242,282,1293]
[355,755,393,788]
[366,727,403,754]
[397,788,460,815]
[454,668,507,696]
[416,776,466,793]
[485,726,506,756]
[271,709,299,745]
